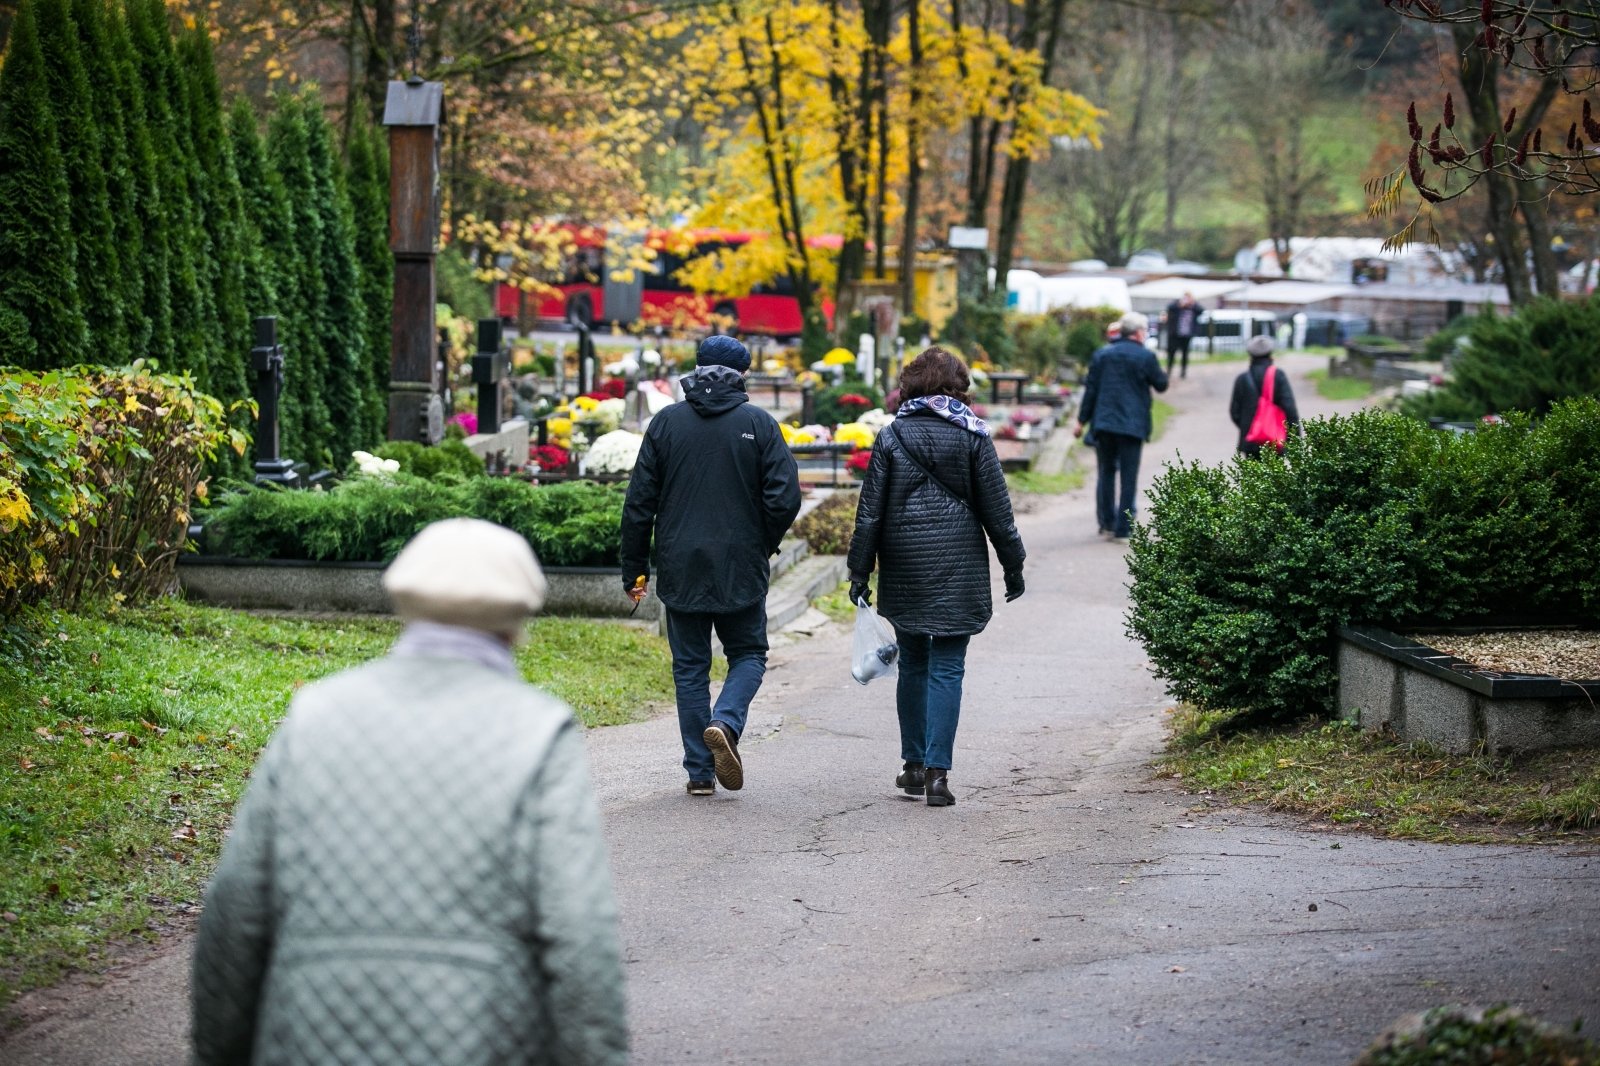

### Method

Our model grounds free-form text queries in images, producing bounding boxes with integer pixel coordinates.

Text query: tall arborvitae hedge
[0,0,393,469]
[0,0,88,369]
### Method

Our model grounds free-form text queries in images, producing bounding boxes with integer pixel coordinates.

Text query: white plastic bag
[851,603,899,685]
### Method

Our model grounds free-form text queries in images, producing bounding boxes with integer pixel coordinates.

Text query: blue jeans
[1094,431,1144,538]
[892,627,971,771]
[665,601,768,781]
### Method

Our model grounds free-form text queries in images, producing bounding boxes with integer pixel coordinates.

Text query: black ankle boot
[925,767,954,807]
[895,761,925,795]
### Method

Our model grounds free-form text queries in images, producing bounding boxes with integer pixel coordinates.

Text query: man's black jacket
[620,366,801,613]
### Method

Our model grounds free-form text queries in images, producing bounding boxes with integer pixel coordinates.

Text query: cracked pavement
[4,355,1597,1065]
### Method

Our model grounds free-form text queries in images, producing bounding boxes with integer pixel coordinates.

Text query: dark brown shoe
[895,761,926,795]
[925,767,954,807]
[703,721,744,791]
[686,780,715,796]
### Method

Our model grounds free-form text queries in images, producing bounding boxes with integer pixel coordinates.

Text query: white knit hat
[383,518,547,635]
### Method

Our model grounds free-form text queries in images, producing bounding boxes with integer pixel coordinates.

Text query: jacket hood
[681,364,750,416]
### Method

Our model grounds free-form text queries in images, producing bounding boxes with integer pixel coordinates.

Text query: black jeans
[1094,431,1143,538]
[1166,335,1192,377]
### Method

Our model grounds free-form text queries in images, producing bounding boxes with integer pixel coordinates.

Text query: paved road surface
[5,354,1597,1065]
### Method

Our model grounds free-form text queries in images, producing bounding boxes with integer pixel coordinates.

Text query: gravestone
[383,76,445,444]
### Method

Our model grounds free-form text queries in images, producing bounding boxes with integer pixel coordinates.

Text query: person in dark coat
[1230,335,1302,456]
[846,347,1026,808]
[1164,292,1201,378]
[621,335,801,796]
[1074,311,1170,540]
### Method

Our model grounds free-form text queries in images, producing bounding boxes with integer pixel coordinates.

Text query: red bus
[495,226,834,337]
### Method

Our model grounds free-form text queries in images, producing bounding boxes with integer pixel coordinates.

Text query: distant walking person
[847,346,1026,808]
[1164,292,1201,378]
[621,335,801,796]
[192,518,628,1066]
[1230,335,1301,456]
[1074,312,1170,540]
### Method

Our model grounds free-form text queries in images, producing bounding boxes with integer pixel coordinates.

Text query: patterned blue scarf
[896,395,990,437]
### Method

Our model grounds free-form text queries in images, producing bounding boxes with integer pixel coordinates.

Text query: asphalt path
[5,353,1597,1065]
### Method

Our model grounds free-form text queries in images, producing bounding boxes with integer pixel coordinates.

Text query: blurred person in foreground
[846,346,1026,807]
[1074,311,1170,541]
[191,518,627,1066]
[621,335,801,797]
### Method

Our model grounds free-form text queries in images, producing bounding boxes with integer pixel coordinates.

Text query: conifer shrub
[1126,399,1600,721]
[1402,297,1600,422]
[202,477,627,569]
[371,439,486,482]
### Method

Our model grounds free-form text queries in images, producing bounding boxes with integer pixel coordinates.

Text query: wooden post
[383,77,446,443]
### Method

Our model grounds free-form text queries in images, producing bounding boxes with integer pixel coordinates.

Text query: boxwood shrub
[202,476,626,568]
[1126,398,1600,721]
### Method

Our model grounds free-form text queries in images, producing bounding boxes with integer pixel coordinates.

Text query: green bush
[1353,1004,1600,1066]
[1402,296,1600,422]
[1008,313,1066,378]
[0,364,244,616]
[202,475,626,568]
[1126,399,1600,720]
[812,382,884,427]
[371,438,486,482]
[792,491,859,556]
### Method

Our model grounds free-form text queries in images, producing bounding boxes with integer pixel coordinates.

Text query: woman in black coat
[846,347,1027,806]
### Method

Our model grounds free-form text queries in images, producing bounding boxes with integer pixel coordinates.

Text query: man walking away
[1074,312,1169,540]
[1164,291,1201,378]
[1230,335,1302,456]
[621,335,801,796]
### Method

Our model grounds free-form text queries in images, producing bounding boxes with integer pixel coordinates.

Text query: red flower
[839,393,870,407]
[530,444,571,469]
[845,449,872,474]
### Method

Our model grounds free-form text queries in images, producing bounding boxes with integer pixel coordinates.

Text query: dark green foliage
[1062,306,1126,368]
[1353,1004,1599,1066]
[812,382,884,426]
[1126,400,1600,720]
[303,95,371,463]
[1418,309,1483,363]
[125,0,212,386]
[37,0,127,366]
[0,0,87,369]
[800,307,832,362]
[371,439,486,481]
[436,245,493,324]
[941,296,1015,367]
[792,491,858,556]
[266,95,334,467]
[204,476,627,569]
[1402,297,1600,423]
[345,107,392,443]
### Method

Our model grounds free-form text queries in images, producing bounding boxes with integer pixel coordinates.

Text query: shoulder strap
[1260,362,1276,405]
[891,430,972,512]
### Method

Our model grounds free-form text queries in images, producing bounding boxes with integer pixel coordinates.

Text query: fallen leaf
[18,757,36,770]
[1,912,18,923]
[1174,822,1198,829]
[90,652,100,666]
[38,696,50,708]
[33,726,50,737]
[1168,965,1186,973]
[172,821,198,842]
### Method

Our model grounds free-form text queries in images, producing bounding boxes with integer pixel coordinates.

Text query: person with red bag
[1230,335,1302,456]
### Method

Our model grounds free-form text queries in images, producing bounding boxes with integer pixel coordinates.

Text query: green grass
[0,599,679,1010]
[1307,367,1375,402]
[1006,467,1086,494]
[1158,706,1600,843]
[1151,399,1176,442]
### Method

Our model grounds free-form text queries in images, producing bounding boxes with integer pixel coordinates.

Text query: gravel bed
[1414,629,1600,681]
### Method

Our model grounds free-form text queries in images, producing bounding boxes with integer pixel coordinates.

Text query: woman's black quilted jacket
[847,411,1025,636]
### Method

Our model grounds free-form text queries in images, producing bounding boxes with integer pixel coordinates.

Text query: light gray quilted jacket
[191,652,628,1066]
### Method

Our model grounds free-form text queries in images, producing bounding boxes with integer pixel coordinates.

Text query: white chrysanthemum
[859,408,893,430]
[585,430,644,475]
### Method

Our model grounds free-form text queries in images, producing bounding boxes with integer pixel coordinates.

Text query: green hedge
[1403,296,1600,422]
[202,476,626,568]
[1126,399,1600,721]
[812,382,884,427]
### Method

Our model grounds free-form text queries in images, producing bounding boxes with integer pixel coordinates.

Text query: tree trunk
[993,0,1069,285]
[367,0,396,122]
[898,0,922,317]
[1454,23,1532,305]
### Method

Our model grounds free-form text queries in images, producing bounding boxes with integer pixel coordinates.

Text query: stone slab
[1336,642,1399,730]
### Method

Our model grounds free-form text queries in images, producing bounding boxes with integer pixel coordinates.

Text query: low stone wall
[1337,625,1600,754]
[177,557,657,620]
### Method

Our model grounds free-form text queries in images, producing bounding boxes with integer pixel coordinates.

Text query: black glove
[1004,570,1025,602]
[849,577,872,607]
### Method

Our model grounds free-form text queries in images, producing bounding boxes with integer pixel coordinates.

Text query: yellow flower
[822,348,856,367]
[572,395,600,412]
[547,416,573,438]
[835,422,875,449]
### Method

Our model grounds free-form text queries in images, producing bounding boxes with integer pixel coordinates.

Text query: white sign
[948,226,989,250]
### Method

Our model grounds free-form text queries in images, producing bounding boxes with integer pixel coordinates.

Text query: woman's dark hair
[897,346,971,405]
